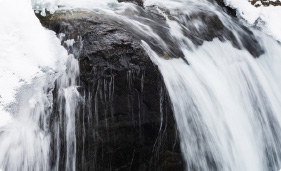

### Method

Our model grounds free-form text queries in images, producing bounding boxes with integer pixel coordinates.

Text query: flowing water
[1,0,281,170]
[139,2,281,170]
[143,36,281,170]
[51,36,81,171]
[99,1,281,170]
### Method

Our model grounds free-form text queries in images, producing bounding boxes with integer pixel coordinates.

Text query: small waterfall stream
[51,36,81,171]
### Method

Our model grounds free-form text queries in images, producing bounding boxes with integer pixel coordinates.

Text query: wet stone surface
[37,11,184,171]
[124,5,264,58]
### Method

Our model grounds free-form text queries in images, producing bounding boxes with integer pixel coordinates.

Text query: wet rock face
[136,6,264,58]
[37,11,184,171]
[105,4,264,59]
[176,11,265,57]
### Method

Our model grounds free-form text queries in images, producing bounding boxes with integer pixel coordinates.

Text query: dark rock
[37,11,184,171]
[162,151,184,171]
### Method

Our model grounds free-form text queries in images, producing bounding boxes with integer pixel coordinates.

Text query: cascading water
[51,36,81,171]
[138,2,281,170]
[137,1,281,171]
[1,0,281,170]
[143,37,281,170]
[105,0,281,170]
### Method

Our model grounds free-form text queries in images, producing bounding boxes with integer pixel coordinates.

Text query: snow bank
[224,0,281,42]
[0,0,67,127]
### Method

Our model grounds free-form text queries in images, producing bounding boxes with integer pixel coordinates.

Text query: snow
[224,0,281,42]
[254,1,262,6]
[32,0,118,12]
[0,0,67,127]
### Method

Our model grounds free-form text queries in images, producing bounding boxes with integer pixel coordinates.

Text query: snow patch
[224,0,281,41]
[0,0,67,127]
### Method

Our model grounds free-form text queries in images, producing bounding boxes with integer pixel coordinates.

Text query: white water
[1,0,281,170]
[52,37,80,171]
[143,35,281,170]
[115,1,281,170]
[139,3,281,169]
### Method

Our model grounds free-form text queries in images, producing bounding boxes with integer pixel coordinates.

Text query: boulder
[37,11,184,171]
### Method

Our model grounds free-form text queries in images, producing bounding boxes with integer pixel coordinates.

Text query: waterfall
[93,0,281,170]
[51,36,81,171]
[143,36,281,170]
[139,3,281,170]
[1,0,281,170]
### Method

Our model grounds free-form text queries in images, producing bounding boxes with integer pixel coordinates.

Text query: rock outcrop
[37,11,184,171]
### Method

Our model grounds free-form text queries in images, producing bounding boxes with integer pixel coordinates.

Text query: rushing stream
[1,0,281,170]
